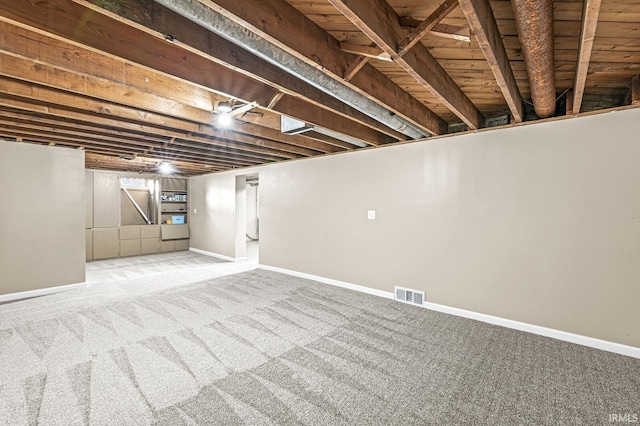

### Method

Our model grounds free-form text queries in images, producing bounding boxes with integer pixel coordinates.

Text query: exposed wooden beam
[0,20,220,112]
[0,0,277,105]
[630,75,640,105]
[228,102,259,118]
[96,0,409,140]
[0,23,348,156]
[565,89,574,115]
[340,42,392,61]
[399,17,471,43]
[0,125,233,167]
[0,109,279,163]
[0,78,200,131]
[459,0,524,122]
[430,24,471,43]
[266,92,285,109]
[573,0,602,114]
[397,1,459,57]
[1,0,401,146]
[0,92,322,158]
[0,49,224,125]
[343,56,370,82]
[0,49,333,157]
[0,78,325,157]
[301,131,360,150]
[77,0,407,141]
[0,120,264,167]
[328,0,483,129]
[199,0,447,135]
[84,153,220,176]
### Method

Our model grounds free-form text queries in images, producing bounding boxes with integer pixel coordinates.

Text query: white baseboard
[258,264,394,300]
[0,282,87,303]
[189,247,247,262]
[258,264,640,359]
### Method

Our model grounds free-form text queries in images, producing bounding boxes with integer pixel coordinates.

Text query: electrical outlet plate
[367,210,376,220]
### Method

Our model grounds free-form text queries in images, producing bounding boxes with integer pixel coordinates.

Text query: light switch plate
[367,210,376,220]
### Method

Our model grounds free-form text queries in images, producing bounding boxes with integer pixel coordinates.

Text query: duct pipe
[511,0,556,118]
[154,0,429,139]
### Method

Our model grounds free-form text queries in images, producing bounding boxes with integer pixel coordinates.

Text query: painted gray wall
[189,108,640,348]
[0,141,86,295]
[190,172,241,258]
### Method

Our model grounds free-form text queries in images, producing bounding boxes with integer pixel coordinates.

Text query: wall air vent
[394,286,424,306]
[281,116,314,135]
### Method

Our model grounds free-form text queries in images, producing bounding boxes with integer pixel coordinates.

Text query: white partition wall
[0,141,85,297]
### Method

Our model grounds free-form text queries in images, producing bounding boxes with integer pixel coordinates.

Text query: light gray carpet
[0,252,638,425]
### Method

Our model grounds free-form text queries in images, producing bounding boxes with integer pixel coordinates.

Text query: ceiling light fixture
[217,101,233,113]
[158,161,174,174]
[218,113,232,126]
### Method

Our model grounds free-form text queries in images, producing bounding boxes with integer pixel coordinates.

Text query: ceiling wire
[521,87,573,107]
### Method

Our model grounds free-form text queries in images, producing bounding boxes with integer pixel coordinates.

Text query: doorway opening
[236,173,259,263]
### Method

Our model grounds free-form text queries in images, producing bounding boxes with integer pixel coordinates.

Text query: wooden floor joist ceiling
[0,0,638,175]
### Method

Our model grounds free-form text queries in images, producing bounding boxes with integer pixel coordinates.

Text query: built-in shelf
[160,178,188,225]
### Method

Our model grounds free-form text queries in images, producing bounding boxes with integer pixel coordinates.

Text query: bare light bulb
[218,113,232,126]
[158,161,173,174]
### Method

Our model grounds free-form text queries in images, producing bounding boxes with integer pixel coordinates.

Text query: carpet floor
[0,252,638,425]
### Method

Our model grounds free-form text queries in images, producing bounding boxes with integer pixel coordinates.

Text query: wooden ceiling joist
[1,0,396,147]
[340,42,392,61]
[84,152,221,175]
[328,0,483,129]
[399,18,471,43]
[80,0,408,141]
[266,92,285,110]
[573,0,603,114]
[342,56,370,82]
[0,122,260,168]
[0,77,328,158]
[0,0,276,104]
[0,50,223,127]
[430,24,471,43]
[302,131,362,151]
[0,128,240,170]
[397,0,460,57]
[199,0,447,135]
[0,109,285,164]
[458,0,524,122]
[631,75,640,105]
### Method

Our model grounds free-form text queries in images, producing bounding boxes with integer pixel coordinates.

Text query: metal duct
[511,0,556,118]
[154,0,429,139]
[281,116,314,135]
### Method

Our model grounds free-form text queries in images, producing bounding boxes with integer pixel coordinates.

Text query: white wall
[189,108,640,348]
[0,141,86,295]
[234,176,247,258]
[246,183,259,240]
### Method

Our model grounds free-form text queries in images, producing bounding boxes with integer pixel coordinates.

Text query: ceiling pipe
[153,0,429,139]
[511,0,556,118]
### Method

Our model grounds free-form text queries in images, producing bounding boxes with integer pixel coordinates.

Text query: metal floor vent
[395,286,424,306]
